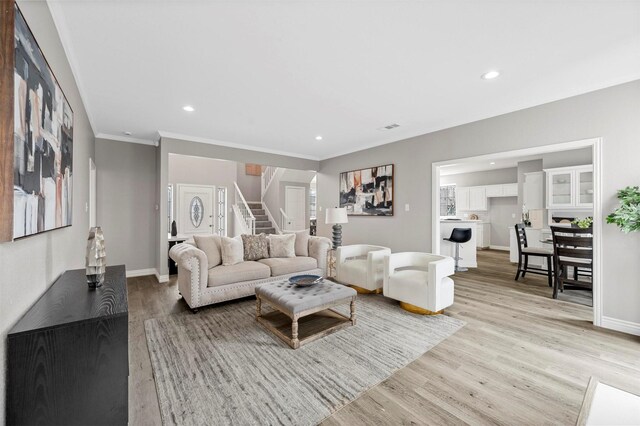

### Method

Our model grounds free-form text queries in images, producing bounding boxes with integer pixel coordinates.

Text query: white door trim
[177,184,215,235]
[285,185,306,231]
[89,158,97,228]
[431,137,603,327]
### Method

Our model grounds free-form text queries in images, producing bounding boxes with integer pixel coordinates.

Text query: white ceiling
[48,0,640,160]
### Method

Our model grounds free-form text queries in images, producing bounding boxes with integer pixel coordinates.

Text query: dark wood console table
[6,265,128,425]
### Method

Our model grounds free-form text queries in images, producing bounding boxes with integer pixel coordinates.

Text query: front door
[285,186,306,231]
[177,184,215,236]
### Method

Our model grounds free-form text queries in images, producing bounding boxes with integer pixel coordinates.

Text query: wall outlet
[405,204,410,212]
[319,206,322,212]
[85,202,88,213]
[463,213,469,218]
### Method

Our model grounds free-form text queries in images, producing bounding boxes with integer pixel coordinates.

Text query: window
[440,184,456,217]
[216,187,227,237]
[167,184,173,232]
[309,175,317,220]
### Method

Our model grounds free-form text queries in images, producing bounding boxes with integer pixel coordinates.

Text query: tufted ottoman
[255,279,357,349]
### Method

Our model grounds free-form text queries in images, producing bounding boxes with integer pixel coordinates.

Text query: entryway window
[217,187,227,237]
[440,184,456,217]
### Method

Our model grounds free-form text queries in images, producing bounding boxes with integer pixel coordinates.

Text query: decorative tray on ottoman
[288,274,323,287]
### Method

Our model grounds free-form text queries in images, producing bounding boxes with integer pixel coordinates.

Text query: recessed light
[490,162,496,165]
[315,135,323,141]
[481,70,500,80]
[123,131,132,136]
[183,105,195,112]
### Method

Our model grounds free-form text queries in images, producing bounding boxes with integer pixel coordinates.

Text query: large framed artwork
[339,164,393,216]
[11,3,74,239]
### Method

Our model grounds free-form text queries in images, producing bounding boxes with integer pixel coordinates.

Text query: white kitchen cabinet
[485,185,503,197]
[546,165,593,209]
[523,172,544,210]
[485,183,518,198]
[503,183,518,197]
[476,223,491,249]
[456,186,470,211]
[469,187,487,210]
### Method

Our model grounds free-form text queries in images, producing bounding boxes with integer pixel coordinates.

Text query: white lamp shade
[325,207,348,224]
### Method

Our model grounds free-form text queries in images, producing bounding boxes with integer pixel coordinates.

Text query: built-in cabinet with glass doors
[545,165,593,209]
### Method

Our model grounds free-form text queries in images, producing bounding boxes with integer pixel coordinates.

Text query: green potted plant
[572,217,593,229]
[607,186,640,233]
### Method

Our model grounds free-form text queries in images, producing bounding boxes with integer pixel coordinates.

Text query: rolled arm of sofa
[168,243,208,308]
[308,236,332,277]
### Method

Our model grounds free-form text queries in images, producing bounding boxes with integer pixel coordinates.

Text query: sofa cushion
[193,235,222,267]
[258,257,318,277]
[220,236,244,266]
[268,234,296,258]
[283,229,310,257]
[241,234,269,261]
[207,261,271,287]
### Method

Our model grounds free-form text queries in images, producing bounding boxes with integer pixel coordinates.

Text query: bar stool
[443,228,472,272]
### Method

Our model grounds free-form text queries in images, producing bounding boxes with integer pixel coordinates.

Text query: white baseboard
[126,268,156,278]
[489,245,510,251]
[155,270,170,283]
[601,316,640,336]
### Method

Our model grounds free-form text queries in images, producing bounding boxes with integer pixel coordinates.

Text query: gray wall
[318,80,640,325]
[0,2,96,422]
[96,139,156,271]
[156,137,320,277]
[489,198,520,247]
[236,163,261,202]
[543,147,592,169]
[440,167,517,187]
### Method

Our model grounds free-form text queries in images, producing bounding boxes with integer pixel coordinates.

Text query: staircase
[247,202,276,234]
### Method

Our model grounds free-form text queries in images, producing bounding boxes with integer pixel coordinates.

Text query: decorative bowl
[289,275,323,287]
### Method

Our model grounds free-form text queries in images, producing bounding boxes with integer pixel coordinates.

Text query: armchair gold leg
[399,302,443,315]
[349,284,382,294]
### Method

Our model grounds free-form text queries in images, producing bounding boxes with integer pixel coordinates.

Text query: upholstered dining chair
[550,226,593,299]
[383,252,455,315]
[335,244,391,293]
[514,224,554,287]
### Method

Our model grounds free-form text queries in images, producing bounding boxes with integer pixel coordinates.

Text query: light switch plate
[404,204,410,212]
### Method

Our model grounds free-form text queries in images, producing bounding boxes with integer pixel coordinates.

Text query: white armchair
[383,252,455,314]
[335,244,391,293]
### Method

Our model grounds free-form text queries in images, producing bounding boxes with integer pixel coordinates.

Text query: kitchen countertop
[440,219,489,224]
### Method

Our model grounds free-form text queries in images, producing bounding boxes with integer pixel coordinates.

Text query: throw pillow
[193,235,222,268]
[241,234,269,261]
[268,234,296,258]
[220,236,244,266]
[283,229,310,257]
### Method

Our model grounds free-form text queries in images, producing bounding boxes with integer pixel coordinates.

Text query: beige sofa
[169,235,332,312]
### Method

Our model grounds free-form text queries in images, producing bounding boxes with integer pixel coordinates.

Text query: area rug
[144,296,465,426]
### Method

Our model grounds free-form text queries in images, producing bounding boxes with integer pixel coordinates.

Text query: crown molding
[157,131,320,161]
[96,133,158,146]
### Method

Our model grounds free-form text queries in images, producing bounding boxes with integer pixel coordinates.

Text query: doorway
[177,184,215,236]
[285,186,306,231]
[431,138,603,326]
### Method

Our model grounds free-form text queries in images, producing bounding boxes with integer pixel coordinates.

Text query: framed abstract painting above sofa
[0,2,74,241]
[339,164,393,216]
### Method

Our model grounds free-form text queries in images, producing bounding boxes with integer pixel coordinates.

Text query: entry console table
[7,265,128,425]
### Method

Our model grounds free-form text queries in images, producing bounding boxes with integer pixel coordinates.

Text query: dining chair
[514,224,554,287]
[550,226,593,299]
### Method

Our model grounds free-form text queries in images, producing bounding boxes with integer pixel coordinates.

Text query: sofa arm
[308,236,332,277]
[168,243,208,309]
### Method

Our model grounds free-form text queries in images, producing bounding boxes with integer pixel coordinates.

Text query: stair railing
[262,203,282,234]
[280,208,293,231]
[234,182,255,235]
[261,166,280,199]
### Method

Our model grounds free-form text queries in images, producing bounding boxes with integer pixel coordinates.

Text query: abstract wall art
[12,4,74,239]
[339,164,393,216]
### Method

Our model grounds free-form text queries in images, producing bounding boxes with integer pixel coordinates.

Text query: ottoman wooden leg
[291,317,300,349]
[350,298,357,326]
[256,296,262,319]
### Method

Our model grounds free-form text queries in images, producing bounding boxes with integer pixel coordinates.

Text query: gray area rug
[144,296,465,426]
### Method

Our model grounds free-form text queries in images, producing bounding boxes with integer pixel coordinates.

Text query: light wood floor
[128,250,640,425]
